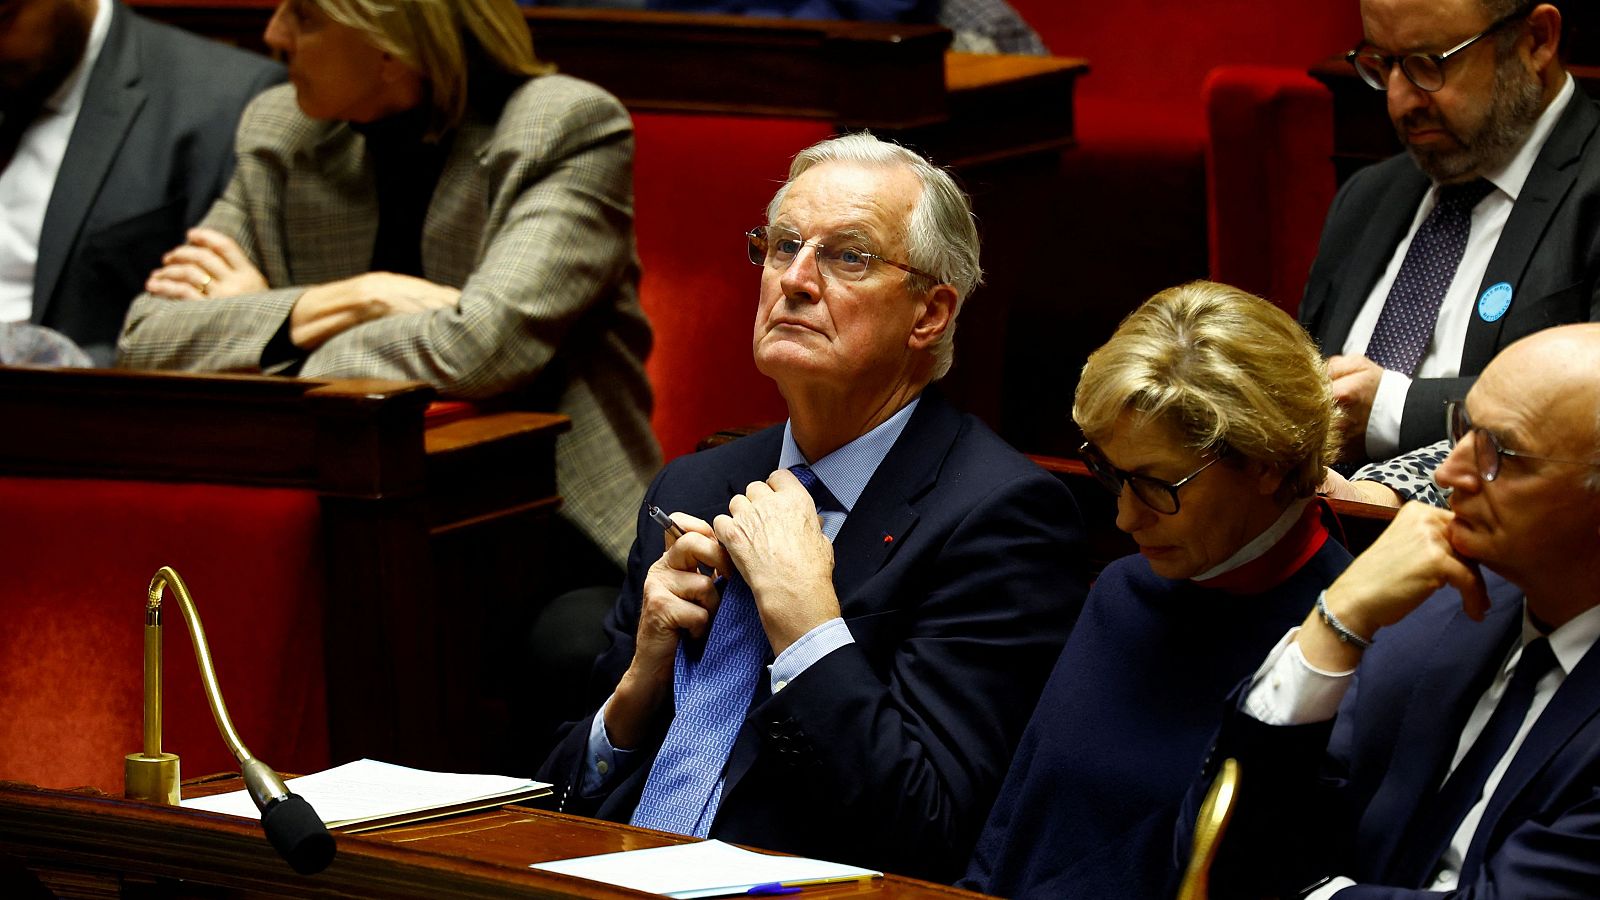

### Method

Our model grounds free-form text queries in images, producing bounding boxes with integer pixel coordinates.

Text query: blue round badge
[1478,282,1513,323]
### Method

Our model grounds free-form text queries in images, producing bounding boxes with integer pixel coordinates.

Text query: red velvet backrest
[1203,66,1337,311]
[1010,1,1357,135]
[0,478,329,793]
[631,113,832,460]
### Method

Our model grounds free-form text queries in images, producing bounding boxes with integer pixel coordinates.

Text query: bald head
[1479,323,1600,464]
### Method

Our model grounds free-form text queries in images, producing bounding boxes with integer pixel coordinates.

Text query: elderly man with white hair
[539,132,1087,882]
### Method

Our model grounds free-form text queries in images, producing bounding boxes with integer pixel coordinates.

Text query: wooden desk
[0,780,988,898]
[1310,60,1600,184]
[0,367,567,777]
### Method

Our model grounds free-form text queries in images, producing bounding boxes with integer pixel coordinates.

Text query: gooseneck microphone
[124,566,336,875]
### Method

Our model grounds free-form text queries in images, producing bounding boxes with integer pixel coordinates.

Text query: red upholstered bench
[0,478,328,793]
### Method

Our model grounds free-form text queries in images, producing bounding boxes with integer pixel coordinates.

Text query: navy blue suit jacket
[31,2,281,365]
[539,390,1088,882]
[1200,572,1600,898]
[1299,91,1600,454]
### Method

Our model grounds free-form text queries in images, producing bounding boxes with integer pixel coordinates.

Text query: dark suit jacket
[31,2,281,365]
[1300,90,1600,454]
[538,390,1088,882]
[1199,573,1600,898]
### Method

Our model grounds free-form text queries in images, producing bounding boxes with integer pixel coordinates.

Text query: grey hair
[765,132,982,381]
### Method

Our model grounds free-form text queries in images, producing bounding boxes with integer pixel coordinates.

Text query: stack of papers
[181,758,551,832]
[531,838,882,898]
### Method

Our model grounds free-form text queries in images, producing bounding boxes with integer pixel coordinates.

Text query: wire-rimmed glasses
[1445,399,1600,482]
[745,226,939,284]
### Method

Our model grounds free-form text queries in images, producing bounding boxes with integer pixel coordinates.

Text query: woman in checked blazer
[119,0,660,570]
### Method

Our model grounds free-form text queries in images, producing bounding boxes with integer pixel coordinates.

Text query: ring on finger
[198,273,214,295]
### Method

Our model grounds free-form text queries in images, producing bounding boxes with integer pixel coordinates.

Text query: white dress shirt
[0,0,112,324]
[1344,75,1576,459]
[1245,597,1600,896]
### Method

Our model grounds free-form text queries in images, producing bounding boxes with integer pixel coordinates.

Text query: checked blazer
[117,77,660,563]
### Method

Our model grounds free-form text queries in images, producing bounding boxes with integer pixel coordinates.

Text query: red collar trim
[1191,500,1330,595]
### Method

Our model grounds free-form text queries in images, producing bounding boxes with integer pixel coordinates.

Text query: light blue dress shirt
[582,398,920,794]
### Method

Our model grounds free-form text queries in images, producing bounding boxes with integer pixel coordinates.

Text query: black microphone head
[261,793,336,875]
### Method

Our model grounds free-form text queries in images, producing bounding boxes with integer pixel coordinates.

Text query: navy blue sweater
[962,537,1351,898]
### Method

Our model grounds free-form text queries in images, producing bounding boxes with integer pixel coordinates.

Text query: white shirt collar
[1191,497,1312,582]
[1519,596,1600,678]
[44,0,114,117]
[1480,72,1575,203]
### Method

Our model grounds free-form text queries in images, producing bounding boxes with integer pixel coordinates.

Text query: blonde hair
[309,0,553,137]
[1072,280,1338,502]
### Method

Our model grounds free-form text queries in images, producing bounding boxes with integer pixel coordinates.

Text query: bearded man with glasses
[1298,0,1599,469]
[539,132,1087,882]
[1193,323,1600,897]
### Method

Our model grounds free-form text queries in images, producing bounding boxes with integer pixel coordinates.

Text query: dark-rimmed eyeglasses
[1346,1,1534,93]
[1446,399,1600,482]
[1079,441,1222,515]
[746,226,939,284]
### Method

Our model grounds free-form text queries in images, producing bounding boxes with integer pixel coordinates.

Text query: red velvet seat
[631,113,832,460]
[0,478,329,792]
[1204,65,1337,313]
[1009,0,1356,302]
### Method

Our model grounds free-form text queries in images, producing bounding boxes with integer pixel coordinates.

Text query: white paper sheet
[530,838,880,898]
[180,758,549,828]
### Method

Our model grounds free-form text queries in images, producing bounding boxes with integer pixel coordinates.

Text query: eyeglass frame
[1344,1,1535,94]
[746,226,941,285]
[1078,440,1225,515]
[1445,399,1600,482]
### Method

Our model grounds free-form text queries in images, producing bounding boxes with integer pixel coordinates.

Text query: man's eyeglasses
[1079,441,1222,515]
[746,226,939,284]
[1346,1,1534,93]
[1446,399,1600,482]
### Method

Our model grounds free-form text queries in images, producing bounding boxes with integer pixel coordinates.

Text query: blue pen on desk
[745,884,801,896]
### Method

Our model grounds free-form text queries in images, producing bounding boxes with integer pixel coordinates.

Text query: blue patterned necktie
[631,464,841,836]
[1364,178,1495,377]
[1389,636,1557,886]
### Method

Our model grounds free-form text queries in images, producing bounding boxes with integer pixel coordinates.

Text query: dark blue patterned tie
[1365,179,1495,376]
[631,464,840,836]
[1389,637,1557,886]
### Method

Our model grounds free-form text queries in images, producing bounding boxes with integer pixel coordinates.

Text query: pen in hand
[647,504,685,541]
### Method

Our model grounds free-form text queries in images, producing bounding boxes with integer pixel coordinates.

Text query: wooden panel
[0,367,568,776]
[127,2,1085,162]
[0,366,429,495]
[0,781,995,899]
[131,1,951,126]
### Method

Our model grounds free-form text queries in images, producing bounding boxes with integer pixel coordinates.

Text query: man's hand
[607,513,731,749]
[1298,503,1489,670]
[289,273,462,349]
[715,468,839,656]
[1329,354,1384,463]
[145,228,269,300]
